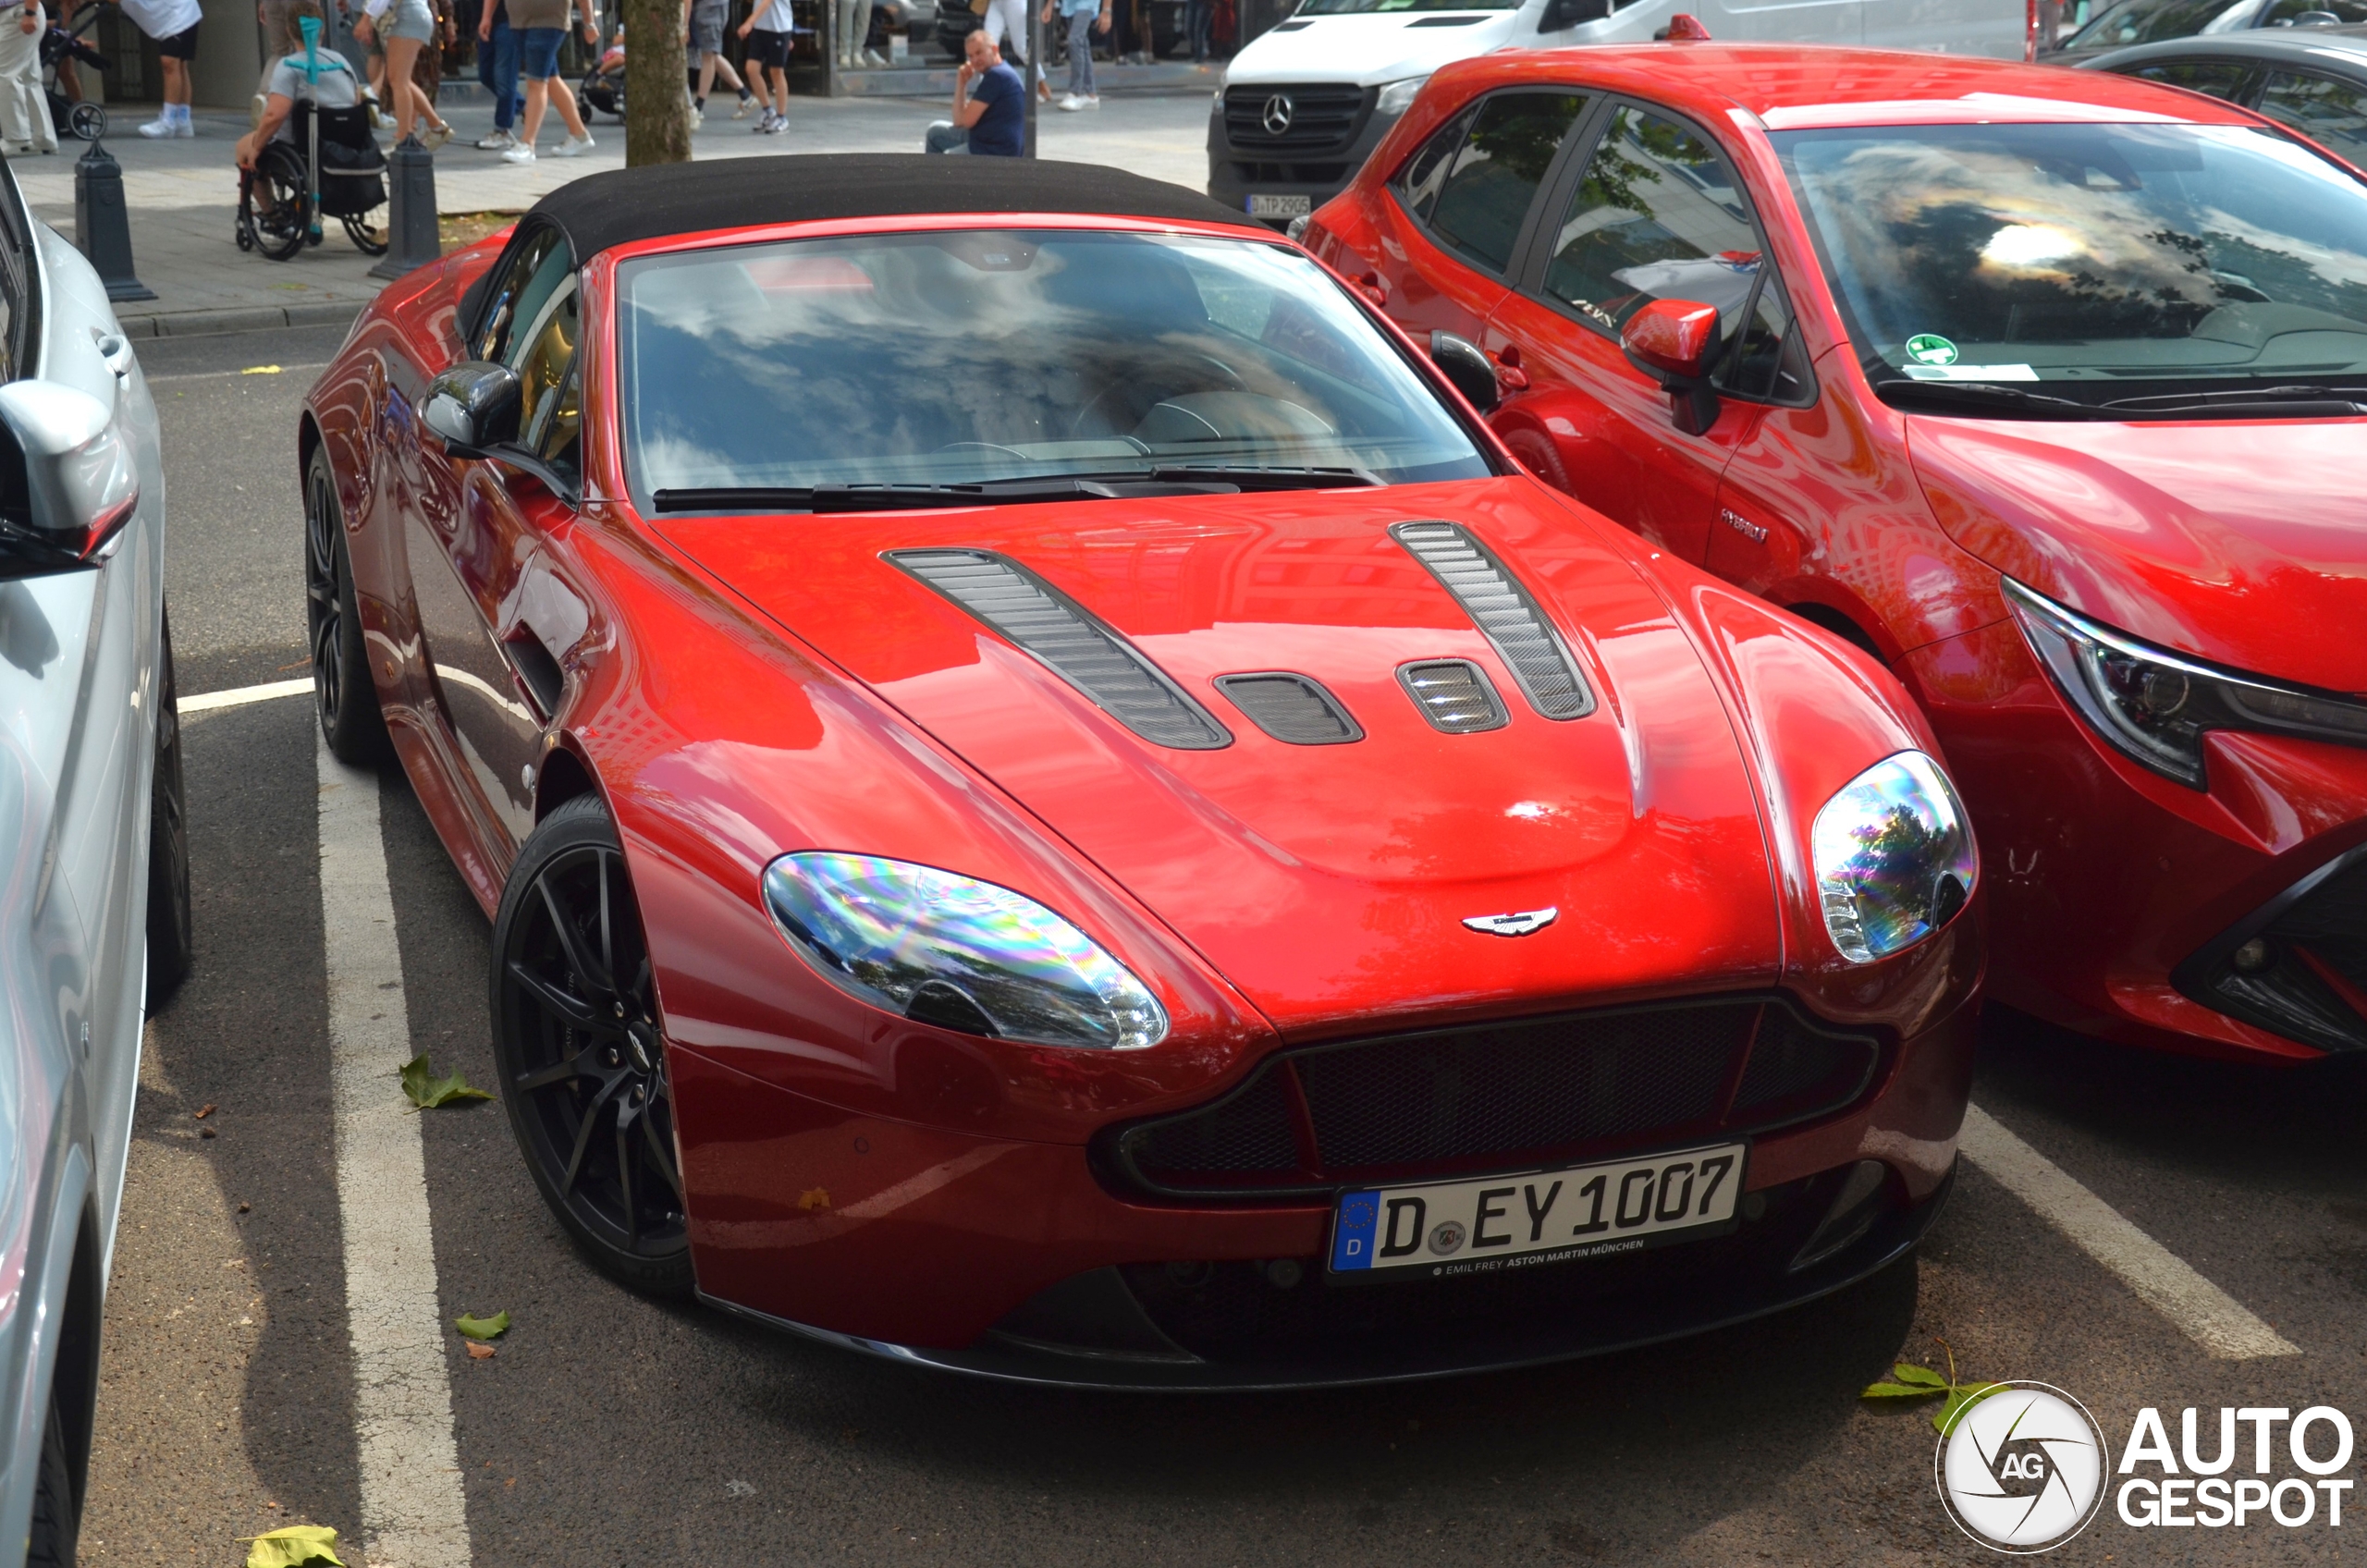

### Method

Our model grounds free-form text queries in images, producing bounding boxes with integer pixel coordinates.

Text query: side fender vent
[1390,521,1594,720]
[1214,672,1363,745]
[888,548,1233,751]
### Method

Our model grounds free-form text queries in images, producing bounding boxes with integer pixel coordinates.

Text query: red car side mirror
[1619,298,1724,437]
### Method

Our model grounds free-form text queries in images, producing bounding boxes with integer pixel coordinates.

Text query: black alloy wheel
[304,447,392,765]
[493,794,693,1295]
[144,601,192,1006]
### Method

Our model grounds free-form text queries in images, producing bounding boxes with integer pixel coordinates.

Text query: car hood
[654,480,1784,1035]
[1224,14,1513,87]
[1906,415,2367,693]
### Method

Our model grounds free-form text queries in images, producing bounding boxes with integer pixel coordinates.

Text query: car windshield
[2058,0,2258,50]
[1293,0,1517,14]
[1772,121,2367,404]
[616,229,1490,508]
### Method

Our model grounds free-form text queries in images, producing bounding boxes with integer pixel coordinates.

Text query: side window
[511,280,581,483]
[1541,104,1766,343]
[1390,102,1478,227]
[2256,70,2367,165]
[472,227,565,363]
[2128,59,2254,99]
[1423,92,1589,276]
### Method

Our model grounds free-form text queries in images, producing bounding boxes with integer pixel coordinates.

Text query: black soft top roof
[457,153,1257,344]
[531,152,1251,260]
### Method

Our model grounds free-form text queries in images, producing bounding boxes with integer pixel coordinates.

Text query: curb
[114,298,374,339]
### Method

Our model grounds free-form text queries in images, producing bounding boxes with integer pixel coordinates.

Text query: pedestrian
[473,0,525,149]
[1047,0,1104,110]
[736,0,791,134]
[121,0,202,138]
[683,0,754,124]
[923,25,1020,154]
[236,0,363,224]
[500,0,596,163]
[835,0,877,67]
[1182,0,1208,62]
[354,0,456,145]
[0,0,55,154]
[258,0,300,59]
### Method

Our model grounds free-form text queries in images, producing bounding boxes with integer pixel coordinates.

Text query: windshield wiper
[1870,379,2106,420]
[2102,385,2367,417]
[1139,463,1382,491]
[652,465,1383,514]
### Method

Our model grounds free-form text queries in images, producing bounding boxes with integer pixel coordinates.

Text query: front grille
[1104,997,1884,1199]
[1225,161,1352,186]
[2177,852,2367,1052]
[1223,84,1367,156]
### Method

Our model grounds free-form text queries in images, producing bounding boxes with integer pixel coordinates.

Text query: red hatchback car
[300,156,1980,1387]
[1309,44,2367,1066]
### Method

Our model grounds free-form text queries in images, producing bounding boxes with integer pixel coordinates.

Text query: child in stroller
[235,3,389,260]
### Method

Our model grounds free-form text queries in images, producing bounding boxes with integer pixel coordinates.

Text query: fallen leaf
[240,1525,344,1567]
[455,1311,510,1340]
[466,1341,497,1360]
[240,364,285,374]
[400,1054,493,1110]
[798,1187,830,1211]
[194,1104,216,1119]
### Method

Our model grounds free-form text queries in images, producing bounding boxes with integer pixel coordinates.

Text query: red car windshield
[1774,122,2367,408]
[615,229,1490,508]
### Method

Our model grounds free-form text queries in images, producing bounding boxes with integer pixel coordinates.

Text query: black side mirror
[0,381,140,569]
[1429,331,1501,415]
[1540,0,1613,31]
[423,361,523,458]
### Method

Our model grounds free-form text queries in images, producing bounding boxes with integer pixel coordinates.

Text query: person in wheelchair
[235,0,389,259]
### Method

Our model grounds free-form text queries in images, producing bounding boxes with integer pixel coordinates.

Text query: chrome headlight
[2005,578,2367,790]
[1375,74,1431,117]
[1809,752,1977,965]
[762,852,1169,1049]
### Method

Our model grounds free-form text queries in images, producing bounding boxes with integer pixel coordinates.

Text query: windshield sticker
[1902,363,2040,382]
[1905,334,1959,366]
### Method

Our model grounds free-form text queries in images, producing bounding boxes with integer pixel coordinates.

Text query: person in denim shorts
[355,0,454,145]
[684,0,753,123]
[502,0,596,163]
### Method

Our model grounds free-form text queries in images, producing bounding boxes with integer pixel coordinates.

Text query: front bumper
[1206,92,1400,229]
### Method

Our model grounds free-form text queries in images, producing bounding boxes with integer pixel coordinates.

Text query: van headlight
[1809,753,1976,965]
[763,851,1169,1049]
[1375,74,1430,116]
[2005,577,2367,790]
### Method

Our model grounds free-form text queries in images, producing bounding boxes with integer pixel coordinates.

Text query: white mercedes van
[1208,0,2025,224]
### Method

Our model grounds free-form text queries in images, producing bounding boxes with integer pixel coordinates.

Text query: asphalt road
[81,326,2367,1567]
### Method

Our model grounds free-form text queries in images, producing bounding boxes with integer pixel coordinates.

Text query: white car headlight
[763,851,1169,1049]
[1375,74,1430,117]
[1809,753,1977,965]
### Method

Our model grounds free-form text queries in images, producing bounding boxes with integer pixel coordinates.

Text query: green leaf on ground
[455,1310,511,1341]
[1936,1381,2006,1438]
[1860,1343,2005,1435]
[1861,1381,1939,1399]
[399,1053,493,1110]
[1887,1362,1948,1388]
[242,1525,345,1568]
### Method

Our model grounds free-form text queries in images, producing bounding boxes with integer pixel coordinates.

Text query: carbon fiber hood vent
[887,548,1233,751]
[1390,521,1594,720]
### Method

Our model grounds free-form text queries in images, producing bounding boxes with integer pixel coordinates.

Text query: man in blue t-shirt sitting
[925,28,1024,155]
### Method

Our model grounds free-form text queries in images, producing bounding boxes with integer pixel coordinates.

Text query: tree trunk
[624,0,691,165]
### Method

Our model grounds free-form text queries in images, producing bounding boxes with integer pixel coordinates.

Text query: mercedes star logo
[1261,92,1294,135]
[1462,906,1559,937]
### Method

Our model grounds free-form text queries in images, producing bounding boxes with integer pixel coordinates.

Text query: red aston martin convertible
[1306,43,2367,1065]
[300,155,1980,1386]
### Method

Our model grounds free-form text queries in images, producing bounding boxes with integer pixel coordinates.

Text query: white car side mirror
[0,380,138,569]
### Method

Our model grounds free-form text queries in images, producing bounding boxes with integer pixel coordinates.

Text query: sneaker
[732,93,754,118]
[861,48,886,65]
[1057,93,1085,111]
[420,121,452,151]
[552,133,594,157]
[763,113,786,134]
[752,110,774,132]
[1081,93,1099,108]
[475,128,516,151]
[501,143,536,164]
[172,115,194,137]
[138,116,174,138]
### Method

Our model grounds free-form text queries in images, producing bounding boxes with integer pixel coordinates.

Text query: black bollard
[368,134,440,280]
[73,141,154,302]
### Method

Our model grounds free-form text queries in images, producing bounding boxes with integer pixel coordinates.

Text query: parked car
[299,153,1978,1388]
[1308,41,2367,1065]
[0,159,186,1559]
[2085,23,2367,167]
[1210,0,2024,227]
[2044,0,2367,60]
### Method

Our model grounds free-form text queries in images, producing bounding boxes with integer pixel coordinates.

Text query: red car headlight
[1809,751,1978,965]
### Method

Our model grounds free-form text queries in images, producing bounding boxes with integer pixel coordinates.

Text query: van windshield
[1773,121,2367,407]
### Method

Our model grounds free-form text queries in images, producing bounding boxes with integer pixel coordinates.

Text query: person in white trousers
[0,0,55,154]
[978,0,1049,97]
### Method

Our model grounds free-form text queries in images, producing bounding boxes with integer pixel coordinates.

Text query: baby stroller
[236,95,388,261]
[39,8,106,142]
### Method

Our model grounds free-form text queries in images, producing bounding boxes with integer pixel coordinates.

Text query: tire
[25,1391,78,1568]
[303,447,393,765]
[67,100,104,141]
[492,795,693,1296]
[342,213,389,256]
[144,602,192,1007]
[247,145,311,263]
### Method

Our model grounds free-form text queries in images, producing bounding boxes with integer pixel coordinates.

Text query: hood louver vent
[1397,658,1507,734]
[1215,672,1364,745]
[1390,521,1594,721]
[887,548,1233,751]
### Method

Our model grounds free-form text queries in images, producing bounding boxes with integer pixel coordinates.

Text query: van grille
[1222,84,1368,155]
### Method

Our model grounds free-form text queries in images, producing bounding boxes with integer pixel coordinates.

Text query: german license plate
[1328,1143,1747,1280]
[1247,193,1313,218]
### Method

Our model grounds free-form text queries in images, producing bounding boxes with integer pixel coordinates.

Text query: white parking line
[1960,1104,2300,1360]
[318,737,476,1568]
[182,676,312,714]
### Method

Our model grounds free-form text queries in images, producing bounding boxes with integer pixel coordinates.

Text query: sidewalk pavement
[6,91,1213,338]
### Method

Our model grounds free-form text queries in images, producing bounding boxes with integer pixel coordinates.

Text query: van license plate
[1248,194,1313,218]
